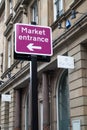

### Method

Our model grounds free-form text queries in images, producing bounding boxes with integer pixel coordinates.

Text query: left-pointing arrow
[27,43,42,51]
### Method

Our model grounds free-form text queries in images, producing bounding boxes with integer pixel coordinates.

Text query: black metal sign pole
[31,56,38,130]
[31,21,38,130]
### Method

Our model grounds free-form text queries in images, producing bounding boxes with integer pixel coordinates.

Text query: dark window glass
[58,71,70,130]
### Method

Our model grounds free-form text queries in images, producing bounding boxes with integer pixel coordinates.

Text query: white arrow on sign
[27,43,42,51]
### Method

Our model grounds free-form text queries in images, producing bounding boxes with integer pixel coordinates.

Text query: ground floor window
[39,101,43,130]
[57,70,70,130]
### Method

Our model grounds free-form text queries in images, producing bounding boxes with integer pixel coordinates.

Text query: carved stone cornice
[12,4,24,23]
[1,60,20,79]
[0,0,5,16]
[70,0,86,9]
[21,0,30,5]
[53,14,87,48]
[14,0,21,12]
[0,62,29,91]
[4,22,13,36]
[5,13,13,26]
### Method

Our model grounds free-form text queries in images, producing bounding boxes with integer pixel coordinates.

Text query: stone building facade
[0,0,87,130]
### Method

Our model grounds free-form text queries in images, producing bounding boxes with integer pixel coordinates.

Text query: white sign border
[15,23,53,56]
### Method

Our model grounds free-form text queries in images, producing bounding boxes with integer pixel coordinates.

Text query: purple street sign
[15,23,53,56]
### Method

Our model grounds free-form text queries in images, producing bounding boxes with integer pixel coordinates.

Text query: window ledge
[1,60,20,79]
[4,22,13,36]
[21,0,30,5]
[14,0,21,12]
[5,13,13,26]
[0,0,5,16]
[12,4,24,23]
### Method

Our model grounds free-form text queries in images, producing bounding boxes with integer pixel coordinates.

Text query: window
[5,94,9,129]
[53,0,63,21]
[39,102,43,130]
[31,1,38,24]
[5,102,9,129]
[9,0,13,14]
[8,37,12,68]
[57,71,70,130]
[25,94,29,130]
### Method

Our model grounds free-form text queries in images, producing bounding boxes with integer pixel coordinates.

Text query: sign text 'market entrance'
[18,27,48,42]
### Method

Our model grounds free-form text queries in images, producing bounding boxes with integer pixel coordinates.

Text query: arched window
[57,70,70,130]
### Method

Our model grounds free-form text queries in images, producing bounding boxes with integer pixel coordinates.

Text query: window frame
[53,0,63,21]
[39,101,43,130]
[9,0,13,14]
[25,94,29,130]
[7,36,12,68]
[31,1,38,24]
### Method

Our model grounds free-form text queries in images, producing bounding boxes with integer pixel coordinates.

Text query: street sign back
[15,23,53,56]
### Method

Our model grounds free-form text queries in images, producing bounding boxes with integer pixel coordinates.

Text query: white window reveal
[8,37,12,68]
[31,1,38,24]
[39,102,43,130]
[54,0,57,21]
[9,0,13,14]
